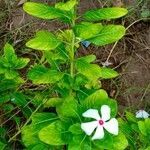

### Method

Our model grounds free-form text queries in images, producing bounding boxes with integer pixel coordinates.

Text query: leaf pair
[22,113,58,149]
[74,22,126,46]
[75,54,118,81]
[27,65,63,84]
[0,43,29,80]
[23,0,77,23]
[24,2,127,22]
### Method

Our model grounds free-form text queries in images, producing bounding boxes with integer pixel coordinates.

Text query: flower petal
[82,109,100,120]
[136,110,150,119]
[81,121,98,135]
[92,125,104,140]
[101,105,111,121]
[104,118,118,135]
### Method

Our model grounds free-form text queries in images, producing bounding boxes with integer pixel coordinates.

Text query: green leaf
[145,119,150,135]
[0,127,6,138]
[93,133,113,149]
[22,113,57,147]
[27,65,63,84]
[26,30,61,51]
[23,2,72,23]
[138,119,150,136]
[118,118,137,149]
[94,131,128,150]
[89,25,126,46]
[85,79,101,89]
[55,0,77,11]
[28,144,51,150]
[138,121,147,136]
[118,118,134,135]
[78,55,96,63]
[4,43,17,60]
[74,22,103,39]
[0,78,20,93]
[125,111,137,123]
[145,146,150,150]
[82,89,108,107]
[82,90,118,117]
[15,58,30,69]
[4,70,19,79]
[23,2,62,20]
[112,131,128,150]
[3,43,29,69]
[11,92,28,106]
[69,123,83,135]
[44,44,68,63]
[39,121,66,146]
[100,67,119,79]
[68,135,91,150]
[75,56,102,80]
[0,43,29,79]
[56,96,79,119]
[44,98,63,108]
[83,7,128,21]
[57,30,74,47]
[0,141,6,150]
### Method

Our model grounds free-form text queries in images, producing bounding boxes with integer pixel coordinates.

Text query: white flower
[81,105,118,140]
[136,110,149,119]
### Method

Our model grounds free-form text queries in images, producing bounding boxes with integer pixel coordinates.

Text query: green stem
[70,59,74,78]
[70,39,75,78]
[70,18,75,78]
[69,34,75,95]
[69,17,76,95]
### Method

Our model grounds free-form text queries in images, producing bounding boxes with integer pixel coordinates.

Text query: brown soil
[0,0,150,113]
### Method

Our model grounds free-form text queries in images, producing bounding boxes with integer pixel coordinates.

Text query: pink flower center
[99,119,104,125]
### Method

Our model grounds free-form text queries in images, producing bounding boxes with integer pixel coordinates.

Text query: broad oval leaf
[112,131,128,150]
[75,56,102,80]
[138,119,150,136]
[68,134,91,150]
[4,43,17,60]
[83,7,128,21]
[44,98,63,108]
[77,55,96,63]
[15,58,30,69]
[39,121,66,146]
[55,0,77,11]
[26,30,61,51]
[0,43,29,80]
[23,2,62,19]
[56,96,79,119]
[69,123,83,135]
[89,25,126,46]
[3,43,29,69]
[83,89,108,106]
[81,90,118,117]
[100,67,119,79]
[23,2,72,23]
[22,113,57,147]
[93,133,113,149]
[27,65,63,84]
[74,22,103,39]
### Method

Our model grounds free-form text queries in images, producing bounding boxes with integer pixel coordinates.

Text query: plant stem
[70,18,75,78]
[70,39,75,78]
[69,16,76,95]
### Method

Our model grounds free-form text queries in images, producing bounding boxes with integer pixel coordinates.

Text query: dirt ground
[0,0,150,113]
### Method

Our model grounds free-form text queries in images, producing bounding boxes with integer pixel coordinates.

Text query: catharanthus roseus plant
[2,0,149,150]
[20,0,129,149]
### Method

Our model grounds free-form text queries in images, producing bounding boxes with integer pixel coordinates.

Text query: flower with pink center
[81,105,118,140]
